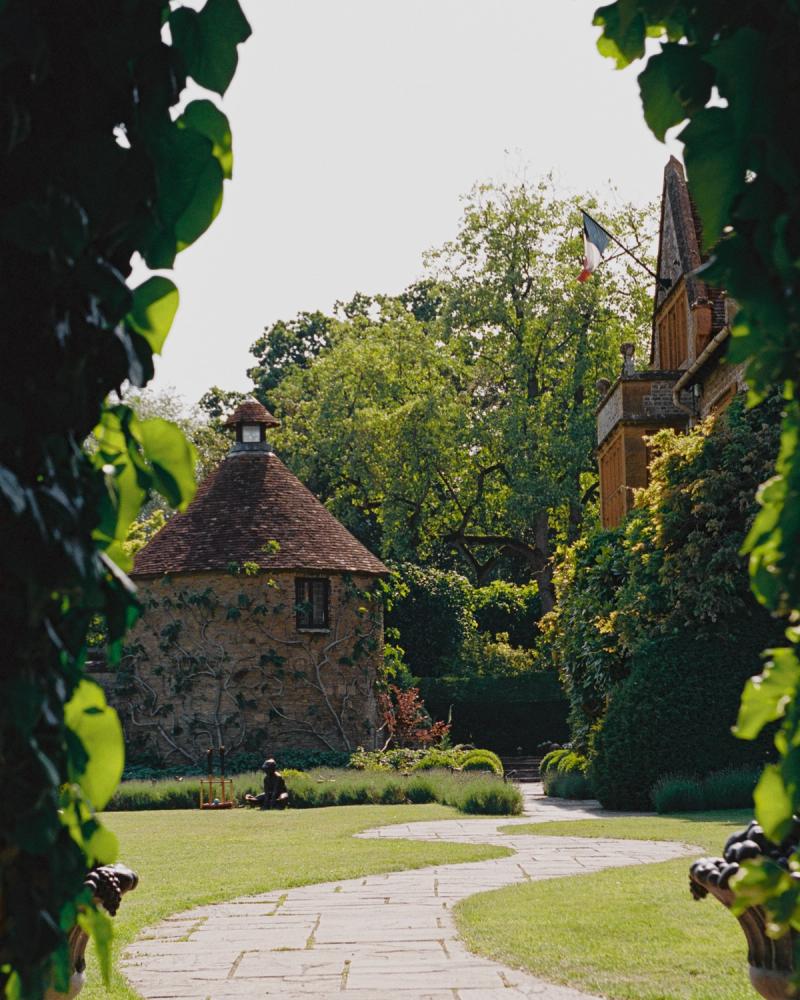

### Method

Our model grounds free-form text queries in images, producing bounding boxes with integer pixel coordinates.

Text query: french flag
[577,212,612,282]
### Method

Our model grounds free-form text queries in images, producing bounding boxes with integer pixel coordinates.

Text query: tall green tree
[591,1,800,933]
[271,182,654,611]
[0,2,250,995]
[248,310,334,406]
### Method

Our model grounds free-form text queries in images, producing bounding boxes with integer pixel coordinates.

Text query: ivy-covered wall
[109,571,383,764]
[543,396,783,773]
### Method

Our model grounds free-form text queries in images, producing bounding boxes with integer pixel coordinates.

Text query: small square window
[242,424,261,443]
[295,578,330,630]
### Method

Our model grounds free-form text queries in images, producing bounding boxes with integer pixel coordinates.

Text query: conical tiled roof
[224,398,280,427]
[132,451,388,577]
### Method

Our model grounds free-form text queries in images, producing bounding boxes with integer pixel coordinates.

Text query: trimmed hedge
[421,673,568,753]
[106,767,523,815]
[591,633,776,810]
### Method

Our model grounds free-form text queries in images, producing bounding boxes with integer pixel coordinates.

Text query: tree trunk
[533,512,555,614]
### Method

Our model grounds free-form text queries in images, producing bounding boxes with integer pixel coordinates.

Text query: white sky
[149,0,680,403]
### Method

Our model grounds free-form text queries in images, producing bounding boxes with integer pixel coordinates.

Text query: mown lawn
[85,804,509,1000]
[456,812,756,1000]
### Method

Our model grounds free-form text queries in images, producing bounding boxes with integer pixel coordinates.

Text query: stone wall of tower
[105,570,382,765]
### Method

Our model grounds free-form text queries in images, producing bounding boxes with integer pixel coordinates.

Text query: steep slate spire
[132,403,388,578]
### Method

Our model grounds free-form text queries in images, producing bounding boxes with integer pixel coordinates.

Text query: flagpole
[581,209,668,288]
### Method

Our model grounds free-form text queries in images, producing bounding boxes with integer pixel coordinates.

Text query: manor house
[596,157,745,528]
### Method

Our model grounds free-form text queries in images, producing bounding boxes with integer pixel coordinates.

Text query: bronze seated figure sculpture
[244,758,289,810]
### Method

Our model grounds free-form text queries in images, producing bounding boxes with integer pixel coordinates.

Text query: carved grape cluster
[690,818,800,900]
[85,865,139,917]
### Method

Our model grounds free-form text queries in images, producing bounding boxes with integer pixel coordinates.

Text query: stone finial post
[595,378,611,397]
[620,343,636,376]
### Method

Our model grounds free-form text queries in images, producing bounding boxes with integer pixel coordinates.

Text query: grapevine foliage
[0,1,250,995]
[593,1,800,935]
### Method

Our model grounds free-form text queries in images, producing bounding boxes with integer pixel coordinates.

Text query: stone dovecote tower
[596,157,744,529]
[120,399,388,765]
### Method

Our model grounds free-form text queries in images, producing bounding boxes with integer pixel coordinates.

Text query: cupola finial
[224,398,280,453]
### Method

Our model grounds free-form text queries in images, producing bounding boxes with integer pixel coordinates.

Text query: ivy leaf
[638,44,713,141]
[180,100,233,180]
[64,680,125,813]
[138,417,198,511]
[734,646,800,739]
[170,0,252,96]
[126,276,179,355]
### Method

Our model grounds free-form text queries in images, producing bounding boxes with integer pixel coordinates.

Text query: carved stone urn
[44,864,138,1000]
[690,819,800,999]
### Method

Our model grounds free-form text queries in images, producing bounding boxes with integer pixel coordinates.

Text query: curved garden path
[121,787,695,999]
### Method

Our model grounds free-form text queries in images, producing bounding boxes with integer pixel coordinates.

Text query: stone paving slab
[122,785,695,999]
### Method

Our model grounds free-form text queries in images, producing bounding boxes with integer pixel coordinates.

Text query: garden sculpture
[244,758,289,810]
[45,863,138,1000]
[689,819,800,999]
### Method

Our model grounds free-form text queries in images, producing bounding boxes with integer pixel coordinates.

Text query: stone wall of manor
[103,570,382,765]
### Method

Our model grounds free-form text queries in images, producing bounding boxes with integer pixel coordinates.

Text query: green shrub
[379,780,407,804]
[545,772,594,799]
[540,748,571,775]
[458,780,523,816]
[703,767,759,810]
[406,777,436,803]
[650,767,759,813]
[412,749,460,771]
[556,751,587,775]
[650,775,706,813]
[461,750,504,775]
[592,634,776,810]
[541,751,591,798]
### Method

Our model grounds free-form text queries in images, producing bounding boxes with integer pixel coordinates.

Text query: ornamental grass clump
[650,766,761,814]
[650,775,706,814]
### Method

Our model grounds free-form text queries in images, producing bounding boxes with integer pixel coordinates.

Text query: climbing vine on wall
[592,1,800,930]
[0,2,250,996]
[120,578,383,763]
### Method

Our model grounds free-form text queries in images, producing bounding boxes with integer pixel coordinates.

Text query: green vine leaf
[65,680,125,813]
[126,276,179,356]
[680,107,745,251]
[180,100,234,180]
[734,646,800,740]
[170,0,252,96]
[637,44,713,141]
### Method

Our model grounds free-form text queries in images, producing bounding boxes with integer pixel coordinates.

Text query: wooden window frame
[295,577,330,631]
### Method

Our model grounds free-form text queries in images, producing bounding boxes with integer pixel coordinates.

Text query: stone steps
[500,755,542,783]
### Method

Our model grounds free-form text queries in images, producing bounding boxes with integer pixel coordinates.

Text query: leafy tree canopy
[265,182,655,611]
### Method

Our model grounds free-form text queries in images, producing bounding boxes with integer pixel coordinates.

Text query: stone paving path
[122,787,696,999]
